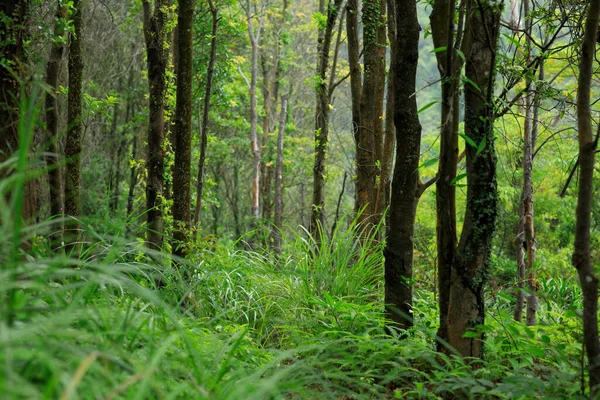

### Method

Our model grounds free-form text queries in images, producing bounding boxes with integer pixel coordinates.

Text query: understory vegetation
[0,210,588,399]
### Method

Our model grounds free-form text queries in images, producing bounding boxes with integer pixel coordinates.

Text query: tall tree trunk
[446,0,501,357]
[574,0,600,394]
[65,0,83,226]
[172,0,196,258]
[126,134,139,222]
[522,0,537,326]
[194,0,218,224]
[272,95,288,254]
[430,0,462,345]
[346,0,361,165]
[109,103,122,215]
[384,0,421,330]
[310,0,344,235]
[356,0,386,228]
[44,1,67,222]
[142,0,167,250]
[0,0,28,172]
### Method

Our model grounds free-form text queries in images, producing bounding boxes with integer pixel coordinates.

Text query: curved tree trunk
[310,0,344,236]
[574,0,600,394]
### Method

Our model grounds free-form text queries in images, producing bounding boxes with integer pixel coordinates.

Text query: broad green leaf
[418,101,438,114]
[459,133,477,148]
[418,157,439,170]
[476,136,487,156]
[431,46,447,53]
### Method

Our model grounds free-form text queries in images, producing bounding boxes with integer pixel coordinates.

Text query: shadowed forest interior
[2,0,600,398]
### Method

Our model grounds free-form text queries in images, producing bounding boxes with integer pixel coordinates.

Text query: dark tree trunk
[446,0,501,357]
[126,134,139,222]
[194,0,218,224]
[44,1,67,222]
[310,0,344,236]
[272,95,288,254]
[384,0,421,330]
[346,0,361,165]
[142,0,167,250]
[356,0,386,228]
[574,0,600,394]
[0,0,28,170]
[172,0,196,258]
[430,0,462,344]
[109,103,122,215]
[65,0,83,227]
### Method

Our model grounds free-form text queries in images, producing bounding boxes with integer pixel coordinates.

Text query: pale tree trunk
[430,0,463,344]
[65,0,84,233]
[384,0,421,330]
[574,0,600,394]
[355,0,386,228]
[241,0,266,224]
[142,0,167,250]
[194,0,218,224]
[446,0,501,357]
[172,0,197,258]
[272,95,288,254]
[310,0,344,236]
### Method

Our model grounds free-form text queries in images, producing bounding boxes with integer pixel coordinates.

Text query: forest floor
[0,219,588,399]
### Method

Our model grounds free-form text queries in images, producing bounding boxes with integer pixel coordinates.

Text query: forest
[1,0,600,398]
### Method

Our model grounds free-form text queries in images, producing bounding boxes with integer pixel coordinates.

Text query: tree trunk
[126,134,138,222]
[44,1,67,222]
[194,0,218,224]
[356,0,386,228]
[142,0,167,250]
[0,0,28,172]
[172,0,196,258]
[65,0,84,227]
[574,0,600,394]
[446,0,501,357]
[272,95,288,254]
[310,0,344,236]
[430,0,462,345]
[384,0,421,330]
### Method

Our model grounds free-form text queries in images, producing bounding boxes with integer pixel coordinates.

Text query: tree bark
[44,1,67,222]
[272,95,288,254]
[142,0,167,250]
[384,0,421,330]
[194,0,218,224]
[574,0,600,394]
[430,0,462,345]
[355,0,386,228]
[65,0,84,228]
[172,0,196,258]
[310,0,344,236]
[445,0,501,357]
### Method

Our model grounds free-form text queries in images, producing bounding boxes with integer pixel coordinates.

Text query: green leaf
[541,335,551,344]
[459,133,477,148]
[418,101,438,114]
[417,157,439,170]
[431,46,447,53]
[476,136,487,156]
[502,32,521,47]
[451,173,467,186]
[463,76,482,92]
[462,331,479,338]
[456,49,466,63]
[526,346,545,358]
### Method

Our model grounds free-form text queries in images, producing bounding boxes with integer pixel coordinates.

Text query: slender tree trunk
[430,0,462,345]
[346,0,361,158]
[272,95,288,254]
[44,1,67,222]
[126,134,138,221]
[142,0,167,250]
[356,0,386,227]
[384,0,421,330]
[574,0,600,394]
[194,0,218,224]
[445,0,501,357]
[109,103,121,215]
[310,0,344,235]
[172,0,196,258]
[65,0,84,226]
[514,196,526,322]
